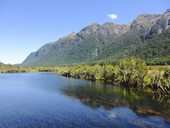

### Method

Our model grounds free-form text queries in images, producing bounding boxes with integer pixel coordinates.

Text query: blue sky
[0,0,169,64]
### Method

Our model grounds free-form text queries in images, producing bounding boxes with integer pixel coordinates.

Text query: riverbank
[0,63,55,73]
[0,64,38,73]
[0,58,170,96]
[55,58,170,96]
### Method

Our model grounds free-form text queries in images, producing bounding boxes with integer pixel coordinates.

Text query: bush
[116,58,148,87]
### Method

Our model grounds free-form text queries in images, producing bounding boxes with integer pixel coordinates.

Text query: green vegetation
[21,9,170,66]
[1,58,170,96]
[0,60,68,74]
[116,58,147,87]
[55,58,170,96]
[0,63,37,73]
[132,28,170,65]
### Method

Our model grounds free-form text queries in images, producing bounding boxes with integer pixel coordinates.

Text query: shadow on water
[60,80,170,123]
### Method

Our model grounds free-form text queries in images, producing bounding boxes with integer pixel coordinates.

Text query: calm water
[0,73,170,128]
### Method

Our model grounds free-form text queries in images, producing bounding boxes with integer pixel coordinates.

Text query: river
[0,72,169,128]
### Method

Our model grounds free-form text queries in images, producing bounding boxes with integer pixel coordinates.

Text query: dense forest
[132,28,170,65]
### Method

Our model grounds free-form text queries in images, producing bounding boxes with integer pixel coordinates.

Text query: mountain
[132,27,170,65]
[22,9,170,66]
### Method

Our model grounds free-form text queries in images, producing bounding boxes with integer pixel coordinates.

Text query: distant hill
[22,9,170,66]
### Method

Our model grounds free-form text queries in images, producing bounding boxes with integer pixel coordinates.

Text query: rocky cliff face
[22,9,170,66]
[131,14,161,30]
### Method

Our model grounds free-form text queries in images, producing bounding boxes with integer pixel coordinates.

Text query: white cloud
[108,13,118,20]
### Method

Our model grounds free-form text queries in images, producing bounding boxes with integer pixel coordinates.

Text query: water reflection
[0,73,169,128]
[61,81,170,123]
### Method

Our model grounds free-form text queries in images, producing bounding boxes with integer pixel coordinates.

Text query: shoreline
[0,58,170,96]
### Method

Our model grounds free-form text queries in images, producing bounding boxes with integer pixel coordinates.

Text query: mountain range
[22,9,170,66]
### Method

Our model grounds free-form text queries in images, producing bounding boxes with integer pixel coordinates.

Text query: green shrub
[116,58,148,87]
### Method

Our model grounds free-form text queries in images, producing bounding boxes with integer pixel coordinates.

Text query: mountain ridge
[22,9,170,66]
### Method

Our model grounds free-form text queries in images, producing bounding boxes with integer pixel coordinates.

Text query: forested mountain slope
[22,9,170,66]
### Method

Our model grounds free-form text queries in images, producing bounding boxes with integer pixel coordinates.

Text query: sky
[0,0,169,64]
